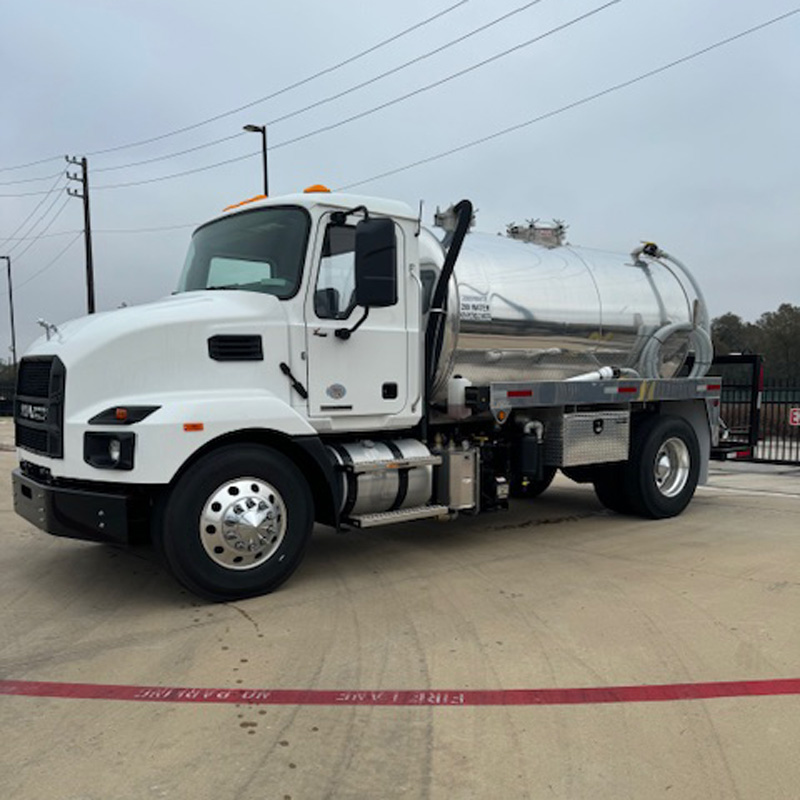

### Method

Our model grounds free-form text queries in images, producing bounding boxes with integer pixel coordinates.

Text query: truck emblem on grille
[19,403,48,422]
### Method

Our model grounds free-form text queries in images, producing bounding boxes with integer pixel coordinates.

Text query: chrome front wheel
[200,478,287,570]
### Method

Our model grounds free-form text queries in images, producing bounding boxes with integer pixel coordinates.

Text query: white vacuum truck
[12,188,721,600]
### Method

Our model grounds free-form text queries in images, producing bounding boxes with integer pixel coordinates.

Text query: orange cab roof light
[303,184,331,193]
[222,194,267,212]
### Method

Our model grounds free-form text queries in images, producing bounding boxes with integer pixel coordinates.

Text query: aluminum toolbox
[544,411,630,467]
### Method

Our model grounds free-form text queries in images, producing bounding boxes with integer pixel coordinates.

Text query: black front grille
[15,356,65,458]
[17,359,53,398]
[16,426,49,453]
[208,334,264,362]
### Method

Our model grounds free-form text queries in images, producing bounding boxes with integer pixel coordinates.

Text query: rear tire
[158,445,314,601]
[592,465,634,514]
[625,414,700,519]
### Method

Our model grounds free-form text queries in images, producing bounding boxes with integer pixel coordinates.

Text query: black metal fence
[755,379,800,464]
[712,355,800,466]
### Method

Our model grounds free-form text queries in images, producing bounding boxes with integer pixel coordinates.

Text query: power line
[87,0,544,178]
[0,0,469,172]
[85,0,469,157]
[0,185,67,198]
[0,154,64,174]
[267,0,546,128]
[0,170,64,187]
[16,232,83,291]
[94,150,259,190]
[340,7,800,190]
[92,132,247,174]
[0,224,198,240]
[0,174,65,250]
[91,0,621,191]
[1,230,82,241]
[271,0,621,151]
[11,197,73,261]
[5,184,68,256]
[2,223,198,246]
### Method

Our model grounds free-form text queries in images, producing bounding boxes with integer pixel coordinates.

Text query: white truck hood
[24,291,294,417]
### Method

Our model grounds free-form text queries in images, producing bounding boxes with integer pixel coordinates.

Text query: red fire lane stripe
[2,678,800,707]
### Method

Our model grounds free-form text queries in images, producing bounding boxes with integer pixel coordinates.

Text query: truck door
[304,215,409,419]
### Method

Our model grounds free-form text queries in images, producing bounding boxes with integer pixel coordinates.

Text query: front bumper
[12,468,142,545]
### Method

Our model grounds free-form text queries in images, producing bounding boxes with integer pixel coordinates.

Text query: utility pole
[66,156,96,314]
[0,256,16,369]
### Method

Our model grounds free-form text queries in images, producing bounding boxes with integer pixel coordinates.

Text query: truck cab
[175,190,425,430]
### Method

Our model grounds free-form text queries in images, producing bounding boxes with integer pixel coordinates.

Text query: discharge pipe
[630,243,714,378]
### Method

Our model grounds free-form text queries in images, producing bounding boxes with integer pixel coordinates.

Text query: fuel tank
[417,229,713,404]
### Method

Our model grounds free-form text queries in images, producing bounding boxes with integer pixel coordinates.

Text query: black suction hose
[424,199,473,404]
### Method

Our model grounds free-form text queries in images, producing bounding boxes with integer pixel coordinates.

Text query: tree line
[711,303,800,380]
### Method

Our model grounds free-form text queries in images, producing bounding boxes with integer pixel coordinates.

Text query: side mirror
[354,217,397,308]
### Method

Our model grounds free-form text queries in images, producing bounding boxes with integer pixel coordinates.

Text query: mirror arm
[331,205,369,226]
[334,307,370,340]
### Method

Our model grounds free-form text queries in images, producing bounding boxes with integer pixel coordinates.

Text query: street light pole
[243,124,268,196]
[0,256,17,369]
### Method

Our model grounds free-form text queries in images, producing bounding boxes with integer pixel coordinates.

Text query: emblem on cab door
[326,383,347,400]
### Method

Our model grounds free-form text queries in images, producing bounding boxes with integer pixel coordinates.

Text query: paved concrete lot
[1,415,799,799]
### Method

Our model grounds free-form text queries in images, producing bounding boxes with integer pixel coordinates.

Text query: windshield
[176,206,310,298]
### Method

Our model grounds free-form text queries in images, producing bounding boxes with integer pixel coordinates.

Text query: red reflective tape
[617,386,638,393]
[2,678,800,707]
[706,384,722,391]
[507,390,533,398]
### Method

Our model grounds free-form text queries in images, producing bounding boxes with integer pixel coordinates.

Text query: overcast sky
[1,0,799,359]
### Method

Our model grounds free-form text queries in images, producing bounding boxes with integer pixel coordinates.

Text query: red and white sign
[790,408,800,427]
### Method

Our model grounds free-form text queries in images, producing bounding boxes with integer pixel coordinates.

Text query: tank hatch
[506,219,567,248]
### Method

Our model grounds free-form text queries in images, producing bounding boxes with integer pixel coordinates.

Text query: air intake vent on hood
[208,335,263,362]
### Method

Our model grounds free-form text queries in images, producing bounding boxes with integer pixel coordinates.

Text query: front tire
[158,445,314,601]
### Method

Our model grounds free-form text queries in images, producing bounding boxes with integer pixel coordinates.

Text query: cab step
[346,504,450,528]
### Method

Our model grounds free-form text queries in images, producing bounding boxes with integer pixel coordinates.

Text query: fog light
[84,432,135,470]
[108,438,122,464]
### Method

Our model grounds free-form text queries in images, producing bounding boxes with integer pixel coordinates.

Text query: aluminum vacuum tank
[417,227,713,405]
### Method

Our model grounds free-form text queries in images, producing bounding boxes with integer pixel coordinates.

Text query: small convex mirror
[354,217,397,308]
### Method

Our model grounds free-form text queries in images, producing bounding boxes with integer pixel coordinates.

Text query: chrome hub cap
[200,478,286,570]
[654,437,690,498]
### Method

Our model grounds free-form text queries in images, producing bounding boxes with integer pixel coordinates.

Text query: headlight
[84,432,135,470]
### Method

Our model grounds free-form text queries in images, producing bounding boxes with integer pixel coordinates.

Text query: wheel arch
[168,428,341,527]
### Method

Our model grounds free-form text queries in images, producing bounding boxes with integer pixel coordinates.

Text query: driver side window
[315,225,356,319]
